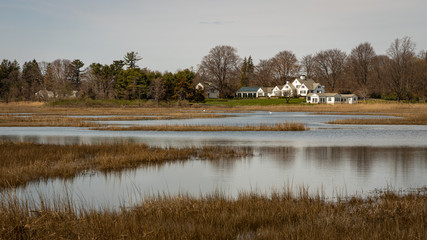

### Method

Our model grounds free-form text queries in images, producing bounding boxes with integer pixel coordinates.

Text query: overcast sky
[1,0,426,72]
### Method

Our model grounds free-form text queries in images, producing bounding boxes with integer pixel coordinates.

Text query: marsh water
[1,112,427,209]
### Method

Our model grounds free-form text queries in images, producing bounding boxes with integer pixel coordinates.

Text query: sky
[1,0,426,72]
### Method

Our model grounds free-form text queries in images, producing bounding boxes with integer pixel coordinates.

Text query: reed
[92,122,308,131]
[0,142,252,190]
[328,112,427,125]
[1,190,426,239]
[0,113,227,127]
[1,102,427,126]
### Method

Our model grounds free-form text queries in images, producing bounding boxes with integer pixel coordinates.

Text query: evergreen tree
[173,69,195,101]
[240,56,255,86]
[0,59,20,102]
[124,51,142,69]
[22,60,43,100]
[70,59,84,91]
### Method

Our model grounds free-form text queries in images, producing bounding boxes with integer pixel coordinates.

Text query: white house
[257,87,274,97]
[271,86,283,97]
[341,94,358,104]
[292,76,325,97]
[306,93,341,104]
[281,81,297,97]
[196,82,220,99]
[236,87,260,98]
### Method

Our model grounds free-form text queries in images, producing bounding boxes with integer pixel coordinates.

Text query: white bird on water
[269,111,272,115]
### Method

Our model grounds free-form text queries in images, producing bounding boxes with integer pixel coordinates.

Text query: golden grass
[0,142,252,190]
[1,190,426,239]
[0,114,227,127]
[92,122,307,131]
[1,102,427,126]
[328,112,427,125]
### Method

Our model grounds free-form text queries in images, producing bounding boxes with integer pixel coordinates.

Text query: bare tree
[198,45,241,98]
[282,88,296,103]
[370,55,391,97]
[148,78,166,103]
[348,42,376,100]
[301,54,315,78]
[386,36,416,101]
[413,50,427,101]
[313,49,347,92]
[349,43,376,87]
[253,59,275,86]
[48,59,73,98]
[272,50,300,83]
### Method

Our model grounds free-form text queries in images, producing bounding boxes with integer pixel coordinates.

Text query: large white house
[235,75,357,104]
[267,76,325,98]
[291,76,325,96]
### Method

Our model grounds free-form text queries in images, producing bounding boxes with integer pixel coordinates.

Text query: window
[307,97,311,101]
[327,97,331,101]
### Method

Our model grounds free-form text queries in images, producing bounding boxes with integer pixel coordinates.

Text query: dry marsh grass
[93,122,307,131]
[0,142,252,190]
[1,102,427,126]
[0,114,226,127]
[328,112,427,125]
[1,190,426,239]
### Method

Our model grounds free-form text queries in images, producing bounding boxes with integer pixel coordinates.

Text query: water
[1,112,426,209]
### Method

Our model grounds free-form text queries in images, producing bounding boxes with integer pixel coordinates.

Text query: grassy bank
[205,98,306,106]
[328,112,427,125]
[92,122,307,131]
[1,101,427,126]
[0,142,251,190]
[1,190,426,239]
[0,113,227,127]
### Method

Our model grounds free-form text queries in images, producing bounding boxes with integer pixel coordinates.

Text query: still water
[1,112,426,209]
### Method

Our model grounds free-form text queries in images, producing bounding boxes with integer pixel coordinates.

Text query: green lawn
[204,98,306,106]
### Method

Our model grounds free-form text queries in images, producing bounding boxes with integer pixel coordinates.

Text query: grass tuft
[0,142,252,190]
[1,190,426,239]
[92,122,308,131]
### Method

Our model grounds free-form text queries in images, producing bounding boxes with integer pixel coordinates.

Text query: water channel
[1,112,426,209]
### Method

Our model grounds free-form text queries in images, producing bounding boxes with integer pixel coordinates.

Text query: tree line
[198,37,427,101]
[1,36,426,103]
[0,52,204,103]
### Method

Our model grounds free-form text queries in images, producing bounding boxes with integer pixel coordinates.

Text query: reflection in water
[1,112,426,210]
[7,145,426,210]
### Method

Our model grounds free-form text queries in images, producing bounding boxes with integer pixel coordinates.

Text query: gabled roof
[341,94,357,98]
[282,83,296,91]
[320,93,341,97]
[300,79,317,90]
[260,87,274,93]
[236,87,260,93]
[307,93,340,97]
